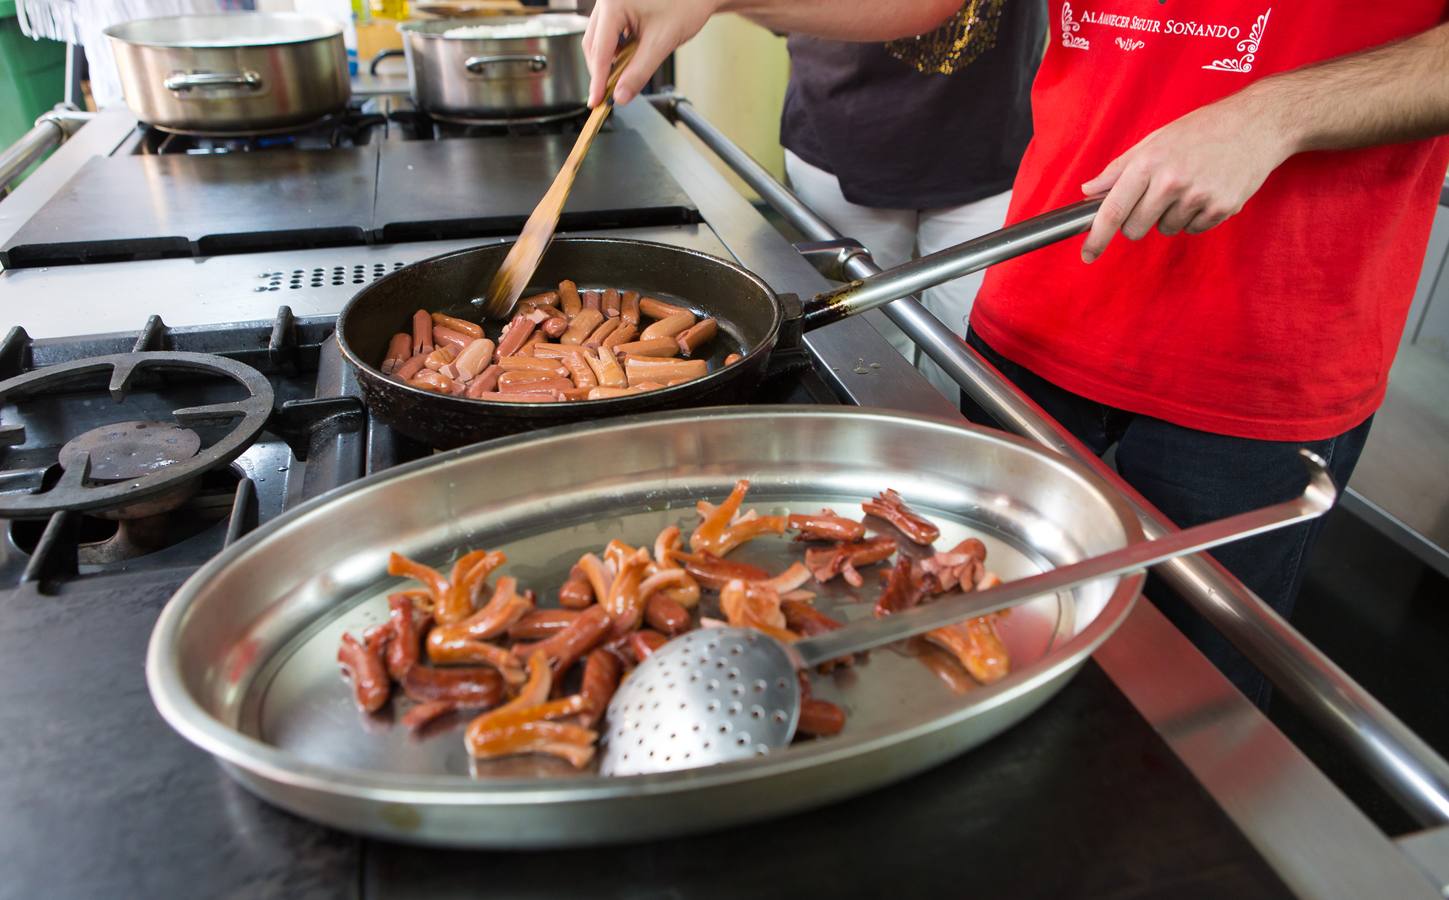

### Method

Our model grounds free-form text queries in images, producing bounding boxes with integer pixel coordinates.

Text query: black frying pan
[336,200,1101,449]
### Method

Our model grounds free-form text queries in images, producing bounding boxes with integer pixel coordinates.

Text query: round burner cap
[62,421,203,482]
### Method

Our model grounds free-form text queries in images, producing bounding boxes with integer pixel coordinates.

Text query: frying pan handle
[799,198,1102,331]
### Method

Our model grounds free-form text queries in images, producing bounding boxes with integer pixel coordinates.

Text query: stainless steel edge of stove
[1398,825,1449,896]
[0,108,138,250]
[0,224,720,339]
[660,95,1448,896]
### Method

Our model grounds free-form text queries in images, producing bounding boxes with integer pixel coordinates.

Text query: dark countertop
[0,568,1292,900]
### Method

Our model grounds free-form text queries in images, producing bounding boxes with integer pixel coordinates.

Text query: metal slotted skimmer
[603,448,1335,776]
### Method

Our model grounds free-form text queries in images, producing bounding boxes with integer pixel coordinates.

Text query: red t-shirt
[971,2,1449,441]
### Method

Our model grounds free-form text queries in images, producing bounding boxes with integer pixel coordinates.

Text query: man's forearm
[721,0,961,42]
[1253,22,1449,155]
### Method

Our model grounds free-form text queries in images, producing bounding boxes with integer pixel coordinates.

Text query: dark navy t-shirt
[780,1,1046,209]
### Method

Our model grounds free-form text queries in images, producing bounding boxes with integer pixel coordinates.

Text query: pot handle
[799,198,1102,330]
[370,48,405,76]
[464,54,549,75]
[163,71,263,93]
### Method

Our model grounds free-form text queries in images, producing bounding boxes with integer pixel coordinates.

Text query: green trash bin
[0,0,68,172]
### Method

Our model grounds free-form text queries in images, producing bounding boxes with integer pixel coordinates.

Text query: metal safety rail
[658,94,1449,832]
[0,107,94,199]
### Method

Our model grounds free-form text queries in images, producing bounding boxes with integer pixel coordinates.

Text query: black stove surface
[0,98,698,269]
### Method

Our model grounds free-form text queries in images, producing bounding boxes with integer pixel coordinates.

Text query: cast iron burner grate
[0,308,422,592]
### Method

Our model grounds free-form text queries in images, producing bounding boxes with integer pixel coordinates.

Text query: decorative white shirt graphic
[1057,3,1273,70]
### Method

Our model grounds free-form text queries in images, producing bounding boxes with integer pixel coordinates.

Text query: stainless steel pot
[393,15,589,121]
[105,13,351,134]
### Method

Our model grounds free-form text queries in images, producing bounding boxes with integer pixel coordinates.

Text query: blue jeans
[961,329,1373,707]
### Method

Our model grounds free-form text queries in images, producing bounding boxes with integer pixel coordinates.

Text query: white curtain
[17,0,247,109]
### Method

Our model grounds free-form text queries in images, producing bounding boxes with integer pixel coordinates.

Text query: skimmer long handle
[793,449,1337,669]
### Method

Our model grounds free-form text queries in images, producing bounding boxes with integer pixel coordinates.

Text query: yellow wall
[674,15,789,202]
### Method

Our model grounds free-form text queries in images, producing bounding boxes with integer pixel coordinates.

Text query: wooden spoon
[476,41,639,320]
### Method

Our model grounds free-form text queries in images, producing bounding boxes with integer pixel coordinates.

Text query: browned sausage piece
[499,375,574,394]
[424,344,458,371]
[542,316,569,338]
[628,629,669,661]
[412,309,434,356]
[382,333,412,375]
[586,386,643,399]
[507,609,583,642]
[472,390,565,403]
[582,290,601,312]
[497,356,569,375]
[601,288,621,318]
[431,312,484,339]
[639,297,690,320]
[465,364,503,397]
[498,369,565,388]
[441,338,494,382]
[644,594,691,636]
[559,280,582,317]
[394,353,429,382]
[386,593,421,681]
[611,338,679,358]
[558,564,594,608]
[401,664,505,706]
[583,317,621,350]
[402,699,457,732]
[513,604,612,677]
[579,649,623,729]
[409,370,458,394]
[561,350,597,387]
[639,312,695,341]
[601,323,638,350]
[623,357,708,385]
[723,352,743,366]
[676,318,718,357]
[494,314,537,359]
[620,291,641,326]
[585,349,627,388]
[523,290,560,307]
[433,326,472,352]
[797,698,846,737]
[561,309,605,345]
[338,632,390,713]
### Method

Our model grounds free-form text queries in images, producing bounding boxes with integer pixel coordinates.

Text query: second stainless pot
[396,15,590,120]
[105,13,351,134]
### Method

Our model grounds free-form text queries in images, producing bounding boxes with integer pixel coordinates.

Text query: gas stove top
[0,307,830,593]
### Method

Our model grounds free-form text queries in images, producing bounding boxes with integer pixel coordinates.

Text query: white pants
[784,149,1012,399]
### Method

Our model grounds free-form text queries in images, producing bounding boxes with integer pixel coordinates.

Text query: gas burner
[61,421,205,522]
[130,109,390,155]
[386,106,598,141]
[430,107,589,128]
[0,353,274,518]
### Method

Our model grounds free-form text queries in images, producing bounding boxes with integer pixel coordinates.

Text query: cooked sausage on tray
[379,281,737,402]
[336,481,1015,773]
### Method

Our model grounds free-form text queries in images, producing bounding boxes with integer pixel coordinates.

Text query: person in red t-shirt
[581,0,1449,704]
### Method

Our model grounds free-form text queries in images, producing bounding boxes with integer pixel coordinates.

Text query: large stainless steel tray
[147,406,1145,847]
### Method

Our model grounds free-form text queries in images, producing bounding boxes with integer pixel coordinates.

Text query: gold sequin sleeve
[885,0,1005,74]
